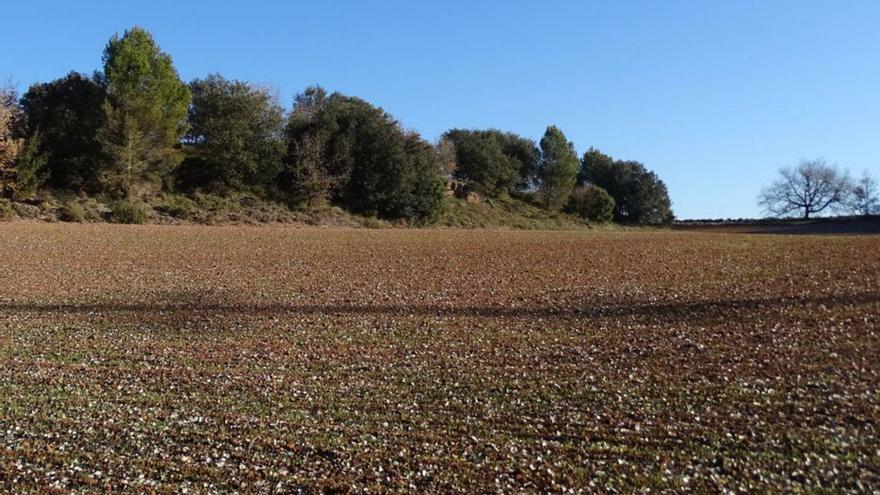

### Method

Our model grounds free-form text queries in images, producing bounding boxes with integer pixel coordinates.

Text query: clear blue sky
[3,1,879,219]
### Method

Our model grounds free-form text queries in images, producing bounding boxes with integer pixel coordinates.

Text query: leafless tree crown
[758,159,852,219]
[850,170,879,216]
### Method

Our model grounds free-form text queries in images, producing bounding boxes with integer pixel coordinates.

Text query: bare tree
[289,133,338,209]
[758,159,851,219]
[435,137,458,178]
[850,170,879,216]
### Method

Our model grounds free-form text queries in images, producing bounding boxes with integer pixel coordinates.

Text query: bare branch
[758,159,852,219]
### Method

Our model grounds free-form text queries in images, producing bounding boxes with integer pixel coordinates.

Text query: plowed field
[1,224,877,492]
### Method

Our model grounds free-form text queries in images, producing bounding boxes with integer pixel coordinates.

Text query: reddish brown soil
[0,224,877,492]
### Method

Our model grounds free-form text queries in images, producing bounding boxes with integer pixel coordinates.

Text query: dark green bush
[193,192,229,212]
[567,185,615,222]
[110,199,149,224]
[0,199,14,221]
[58,200,86,222]
[159,195,197,219]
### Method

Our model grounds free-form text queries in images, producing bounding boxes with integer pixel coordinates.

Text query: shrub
[110,199,149,224]
[12,201,40,219]
[193,192,230,212]
[81,198,104,222]
[58,200,86,222]
[567,185,615,222]
[159,194,197,219]
[0,199,15,221]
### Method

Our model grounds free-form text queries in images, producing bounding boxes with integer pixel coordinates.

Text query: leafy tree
[503,133,540,189]
[578,147,615,186]
[567,185,615,222]
[12,133,48,200]
[280,86,344,207]
[283,87,443,222]
[99,27,191,197]
[536,126,578,211]
[580,148,674,225]
[400,132,445,222]
[442,129,537,196]
[850,170,879,216]
[180,74,285,192]
[758,159,851,219]
[18,72,106,192]
[0,85,21,196]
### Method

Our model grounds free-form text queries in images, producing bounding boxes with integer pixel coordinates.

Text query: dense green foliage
[12,133,47,200]
[99,27,191,197]
[18,72,106,192]
[180,74,285,192]
[283,87,443,222]
[442,129,537,197]
[536,126,579,211]
[567,185,615,222]
[579,148,674,225]
[3,27,676,225]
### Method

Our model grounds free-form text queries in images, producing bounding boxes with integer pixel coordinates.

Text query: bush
[361,216,384,229]
[193,192,229,212]
[81,198,104,222]
[567,185,615,222]
[158,194,197,219]
[0,199,15,221]
[58,200,86,222]
[110,199,149,224]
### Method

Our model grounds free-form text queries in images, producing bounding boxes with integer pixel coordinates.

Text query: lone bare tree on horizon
[759,159,851,219]
[850,170,879,216]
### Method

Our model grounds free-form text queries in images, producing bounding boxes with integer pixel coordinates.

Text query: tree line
[0,27,674,225]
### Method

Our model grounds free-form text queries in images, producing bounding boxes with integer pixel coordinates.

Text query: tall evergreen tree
[99,27,190,197]
[536,126,579,211]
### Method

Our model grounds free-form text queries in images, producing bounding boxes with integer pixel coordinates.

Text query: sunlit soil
[0,223,877,492]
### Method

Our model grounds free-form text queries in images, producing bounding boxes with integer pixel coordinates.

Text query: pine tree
[537,126,579,211]
[99,27,190,197]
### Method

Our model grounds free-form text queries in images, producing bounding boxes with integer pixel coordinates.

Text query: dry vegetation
[0,224,878,493]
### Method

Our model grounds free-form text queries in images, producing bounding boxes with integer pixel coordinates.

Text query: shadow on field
[2,291,877,322]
